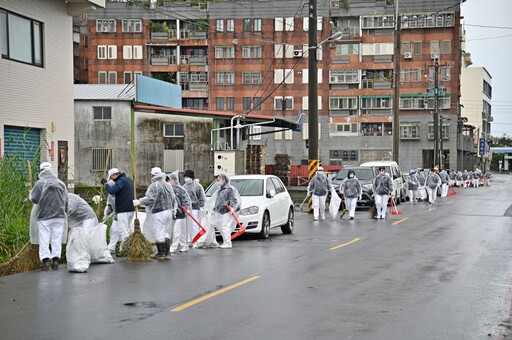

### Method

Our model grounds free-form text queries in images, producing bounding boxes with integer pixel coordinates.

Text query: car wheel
[258,212,270,239]
[281,207,294,234]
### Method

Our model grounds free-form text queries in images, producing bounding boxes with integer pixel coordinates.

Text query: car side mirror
[268,189,276,198]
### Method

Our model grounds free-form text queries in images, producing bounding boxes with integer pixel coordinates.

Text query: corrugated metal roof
[74,84,135,101]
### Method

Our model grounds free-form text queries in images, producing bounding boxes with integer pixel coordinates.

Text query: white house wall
[0,0,75,182]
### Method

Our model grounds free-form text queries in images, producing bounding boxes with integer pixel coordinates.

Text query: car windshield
[205,178,264,197]
[336,168,375,181]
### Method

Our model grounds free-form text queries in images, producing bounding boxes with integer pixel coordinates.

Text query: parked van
[359,161,404,202]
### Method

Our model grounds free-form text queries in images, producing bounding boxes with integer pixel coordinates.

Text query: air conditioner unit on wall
[431,53,439,60]
[293,50,303,57]
[404,52,413,59]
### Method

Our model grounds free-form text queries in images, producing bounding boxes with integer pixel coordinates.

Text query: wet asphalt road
[1,175,512,340]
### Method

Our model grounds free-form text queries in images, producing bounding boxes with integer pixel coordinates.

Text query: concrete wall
[74,100,213,187]
[0,0,75,181]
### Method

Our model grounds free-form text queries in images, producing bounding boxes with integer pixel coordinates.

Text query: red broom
[448,187,457,197]
[227,205,246,240]
[181,206,206,243]
[390,195,403,215]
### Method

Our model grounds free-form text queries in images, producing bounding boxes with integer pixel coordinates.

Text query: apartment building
[461,66,493,171]
[76,0,471,171]
[0,0,105,184]
[75,0,208,110]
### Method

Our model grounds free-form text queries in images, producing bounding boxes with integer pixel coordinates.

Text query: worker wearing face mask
[373,167,393,219]
[340,170,362,220]
[182,169,206,246]
[307,167,333,221]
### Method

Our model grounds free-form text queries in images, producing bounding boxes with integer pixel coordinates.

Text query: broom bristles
[0,243,40,277]
[119,222,154,261]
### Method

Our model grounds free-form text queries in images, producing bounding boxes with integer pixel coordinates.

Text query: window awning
[134,104,299,130]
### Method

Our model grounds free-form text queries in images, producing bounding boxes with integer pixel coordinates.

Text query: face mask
[349,174,354,179]
[184,177,191,183]
[317,171,324,175]
[380,171,384,175]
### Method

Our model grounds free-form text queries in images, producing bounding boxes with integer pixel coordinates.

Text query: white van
[360,161,404,202]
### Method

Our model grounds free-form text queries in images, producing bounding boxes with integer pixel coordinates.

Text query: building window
[274,69,294,84]
[93,106,112,120]
[92,148,112,171]
[275,18,284,31]
[361,97,392,115]
[400,123,421,139]
[254,18,262,32]
[0,9,43,67]
[242,71,262,84]
[250,126,262,140]
[123,45,132,59]
[226,97,235,110]
[164,123,184,137]
[242,45,262,58]
[123,71,132,84]
[362,16,394,29]
[400,96,451,110]
[226,19,234,32]
[335,44,359,55]
[96,19,116,33]
[215,72,235,85]
[216,19,224,32]
[302,96,323,110]
[329,96,358,115]
[285,17,294,31]
[274,96,293,110]
[329,69,359,84]
[361,123,392,136]
[122,19,142,32]
[330,150,358,162]
[108,71,117,84]
[98,45,107,59]
[98,71,107,84]
[243,18,251,32]
[216,97,224,110]
[108,45,117,59]
[214,46,235,59]
[253,97,262,111]
[243,97,252,110]
[400,68,422,82]
[402,41,422,55]
[428,123,449,139]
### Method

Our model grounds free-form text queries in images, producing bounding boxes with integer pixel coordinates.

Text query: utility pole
[433,56,440,168]
[392,0,400,163]
[308,0,319,180]
[439,115,444,168]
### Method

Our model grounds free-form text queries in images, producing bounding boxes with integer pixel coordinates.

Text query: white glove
[133,199,140,207]
[199,207,207,217]
[359,195,362,200]
[172,209,177,218]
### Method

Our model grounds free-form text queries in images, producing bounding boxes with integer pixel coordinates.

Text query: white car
[205,175,295,239]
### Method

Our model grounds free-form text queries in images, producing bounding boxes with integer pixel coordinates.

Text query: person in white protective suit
[407,169,420,204]
[462,170,470,188]
[426,167,442,204]
[455,170,463,187]
[307,167,333,221]
[196,182,221,249]
[102,168,135,254]
[439,169,450,198]
[134,167,176,259]
[212,173,241,249]
[182,169,206,246]
[29,162,69,271]
[484,170,492,187]
[373,167,393,219]
[103,193,122,254]
[340,170,362,220]
[472,168,481,188]
[166,171,192,253]
[67,193,98,230]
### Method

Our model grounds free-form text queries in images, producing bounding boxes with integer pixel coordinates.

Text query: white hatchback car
[205,175,295,239]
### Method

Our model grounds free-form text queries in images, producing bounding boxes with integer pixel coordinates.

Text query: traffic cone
[390,195,403,215]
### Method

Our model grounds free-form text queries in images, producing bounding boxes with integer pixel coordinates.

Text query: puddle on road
[123,302,158,309]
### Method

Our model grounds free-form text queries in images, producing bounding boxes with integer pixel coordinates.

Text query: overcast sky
[461,0,512,136]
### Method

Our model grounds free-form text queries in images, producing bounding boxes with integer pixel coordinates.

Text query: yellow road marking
[447,201,454,205]
[392,217,409,225]
[330,237,361,250]
[171,276,261,312]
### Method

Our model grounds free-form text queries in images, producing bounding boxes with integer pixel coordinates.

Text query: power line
[464,23,512,30]
[465,34,512,42]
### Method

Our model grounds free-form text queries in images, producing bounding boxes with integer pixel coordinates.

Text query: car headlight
[240,206,259,216]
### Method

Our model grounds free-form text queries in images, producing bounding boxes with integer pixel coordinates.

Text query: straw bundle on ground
[0,243,40,277]
[118,220,153,261]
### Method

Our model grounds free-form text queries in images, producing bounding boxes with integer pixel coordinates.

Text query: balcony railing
[150,30,177,39]
[179,55,207,65]
[150,56,177,65]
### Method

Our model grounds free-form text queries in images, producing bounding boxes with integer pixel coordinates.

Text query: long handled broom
[228,205,246,240]
[118,154,153,261]
[181,206,206,243]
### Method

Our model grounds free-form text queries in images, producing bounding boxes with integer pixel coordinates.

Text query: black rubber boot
[155,243,166,260]
[164,238,171,257]
[51,257,59,270]
[41,258,50,271]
